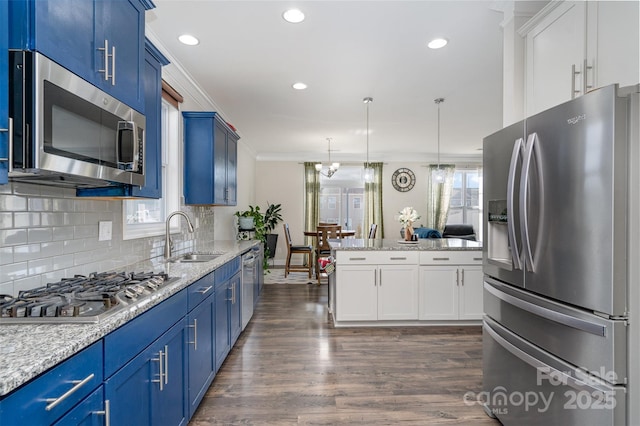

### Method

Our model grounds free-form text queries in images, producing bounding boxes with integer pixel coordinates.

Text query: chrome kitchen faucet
[164,211,195,259]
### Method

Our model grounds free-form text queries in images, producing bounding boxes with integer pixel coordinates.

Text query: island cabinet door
[418,265,459,320]
[377,265,419,320]
[336,266,377,321]
[458,266,484,320]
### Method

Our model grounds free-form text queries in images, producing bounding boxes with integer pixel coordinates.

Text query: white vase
[238,217,255,230]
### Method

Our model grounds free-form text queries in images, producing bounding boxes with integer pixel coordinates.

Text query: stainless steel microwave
[8,51,145,188]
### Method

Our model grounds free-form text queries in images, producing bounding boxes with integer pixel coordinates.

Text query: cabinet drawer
[0,341,103,425]
[337,251,418,264]
[419,251,482,265]
[188,271,215,311]
[214,256,241,282]
[104,289,187,377]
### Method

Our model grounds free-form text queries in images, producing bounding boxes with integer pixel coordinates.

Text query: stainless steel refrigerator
[482,84,639,425]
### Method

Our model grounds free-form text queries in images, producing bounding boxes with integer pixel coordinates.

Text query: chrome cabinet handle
[164,345,169,385]
[0,118,12,173]
[432,257,450,261]
[152,350,164,390]
[571,64,580,98]
[461,269,465,286]
[456,269,459,286]
[94,399,111,426]
[473,257,483,261]
[349,257,367,261]
[389,257,406,260]
[197,285,213,295]
[110,45,116,85]
[98,40,110,81]
[379,269,382,286]
[188,319,198,350]
[45,373,95,411]
[582,59,593,94]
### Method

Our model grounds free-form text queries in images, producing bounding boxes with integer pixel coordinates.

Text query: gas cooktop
[0,271,174,324]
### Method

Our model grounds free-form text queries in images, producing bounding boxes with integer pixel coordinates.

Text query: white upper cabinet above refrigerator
[521,1,640,116]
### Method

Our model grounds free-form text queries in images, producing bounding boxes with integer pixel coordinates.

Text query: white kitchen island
[329,238,483,327]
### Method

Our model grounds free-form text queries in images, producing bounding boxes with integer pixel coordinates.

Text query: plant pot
[238,217,255,230]
[265,234,278,259]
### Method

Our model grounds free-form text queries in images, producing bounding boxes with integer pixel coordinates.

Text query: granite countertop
[330,238,483,251]
[0,239,259,397]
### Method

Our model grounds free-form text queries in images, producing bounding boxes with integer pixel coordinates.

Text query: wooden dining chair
[368,223,378,239]
[316,224,341,285]
[283,224,313,278]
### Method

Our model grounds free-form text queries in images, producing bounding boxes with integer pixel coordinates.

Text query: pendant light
[315,138,340,178]
[433,97,446,184]
[363,97,374,183]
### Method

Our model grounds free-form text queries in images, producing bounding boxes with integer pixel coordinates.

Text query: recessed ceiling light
[292,82,307,90]
[428,38,448,49]
[178,34,199,46]
[283,9,305,23]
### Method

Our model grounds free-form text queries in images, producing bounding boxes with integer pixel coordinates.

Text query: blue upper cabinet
[76,39,169,198]
[183,112,239,205]
[0,0,7,184]
[8,0,154,113]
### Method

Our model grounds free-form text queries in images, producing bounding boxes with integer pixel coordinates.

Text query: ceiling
[146,1,510,164]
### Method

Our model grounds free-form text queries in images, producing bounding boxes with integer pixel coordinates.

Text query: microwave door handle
[507,137,524,270]
[520,133,537,272]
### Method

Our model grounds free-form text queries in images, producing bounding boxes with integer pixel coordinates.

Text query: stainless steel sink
[170,253,222,263]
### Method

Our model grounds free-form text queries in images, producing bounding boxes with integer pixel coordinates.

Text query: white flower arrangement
[397,206,420,226]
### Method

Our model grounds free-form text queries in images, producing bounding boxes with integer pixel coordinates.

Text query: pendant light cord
[434,97,444,170]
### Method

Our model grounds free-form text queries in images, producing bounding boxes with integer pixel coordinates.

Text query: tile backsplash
[0,182,215,296]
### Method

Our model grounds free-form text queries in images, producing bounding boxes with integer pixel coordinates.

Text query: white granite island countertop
[0,239,259,397]
[330,238,482,251]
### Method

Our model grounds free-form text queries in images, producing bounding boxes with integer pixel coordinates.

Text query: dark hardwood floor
[189,283,500,425]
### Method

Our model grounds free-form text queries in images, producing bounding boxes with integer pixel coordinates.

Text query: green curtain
[303,162,320,245]
[363,162,384,238]
[425,164,456,232]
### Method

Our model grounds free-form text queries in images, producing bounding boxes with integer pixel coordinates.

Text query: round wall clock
[391,168,416,192]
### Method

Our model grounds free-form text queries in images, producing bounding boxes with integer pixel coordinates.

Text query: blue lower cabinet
[214,278,231,372]
[229,271,242,346]
[0,341,103,425]
[187,292,216,418]
[105,318,188,426]
[53,386,105,426]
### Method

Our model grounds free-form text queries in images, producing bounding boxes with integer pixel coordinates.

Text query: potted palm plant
[262,202,283,260]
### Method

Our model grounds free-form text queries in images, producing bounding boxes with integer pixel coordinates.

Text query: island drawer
[336,251,418,265]
[419,251,482,265]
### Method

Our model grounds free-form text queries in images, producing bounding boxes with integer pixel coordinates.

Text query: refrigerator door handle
[520,132,538,272]
[507,138,524,270]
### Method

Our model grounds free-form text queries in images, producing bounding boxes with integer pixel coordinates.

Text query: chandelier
[363,97,374,183]
[433,97,446,184]
[315,138,340,178]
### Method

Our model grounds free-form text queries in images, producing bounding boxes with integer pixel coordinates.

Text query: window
[319,166,365,237]
[447,168,483,239]
[123,99,180,239]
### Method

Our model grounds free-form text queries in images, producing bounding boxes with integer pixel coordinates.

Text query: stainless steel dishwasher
[241,247,258,330]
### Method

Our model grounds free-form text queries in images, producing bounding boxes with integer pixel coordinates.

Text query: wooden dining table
[303,229,356,238]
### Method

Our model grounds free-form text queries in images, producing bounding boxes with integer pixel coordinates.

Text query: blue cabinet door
[183,112,239,205]
[152,319,188,426]
[0,0,8,184]
[53,386,105,426]
[187,294,216,418]
[214,279,230,372]
[106,319,188,426]
[95,0,146,112]
[229,271,242,346]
